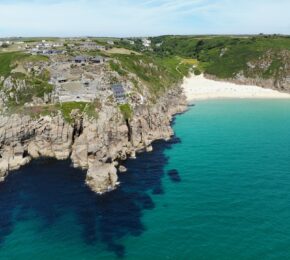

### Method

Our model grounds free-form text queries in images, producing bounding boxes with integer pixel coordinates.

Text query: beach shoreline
[182,74,290,102]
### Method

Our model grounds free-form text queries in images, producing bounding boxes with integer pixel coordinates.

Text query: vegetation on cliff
[109,54,192,96]
[57,101,99,123]
[0,52,53,111]
[0,52,48,78]
[149,35,290,82]
[119,103,132,120]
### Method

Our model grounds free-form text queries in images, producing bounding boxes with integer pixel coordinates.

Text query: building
[52,43,63,48]
[81,42,97,49]
[126,39,135,45]
[142,38,151,47]
[96,45,106,51]
[112,84,126,104]
[74,56,87,63]
[91,56,105,64]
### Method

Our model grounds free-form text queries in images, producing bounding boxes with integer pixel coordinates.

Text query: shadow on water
[0,136,181,258]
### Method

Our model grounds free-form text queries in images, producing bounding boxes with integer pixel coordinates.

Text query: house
[74,56,87,63]
[81,42,97,49]
[96,45,106,51]
[142,38,151,47]
[107,41,114,45]
[42,49,65,55]
[42,49,54,55]
[91,56,104,64]
[52,43,63,48]
[112,84,126,103]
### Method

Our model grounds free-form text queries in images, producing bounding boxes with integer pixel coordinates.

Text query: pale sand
[182,74,290,102]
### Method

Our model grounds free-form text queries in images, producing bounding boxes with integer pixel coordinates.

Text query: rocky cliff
[0,87,187,194]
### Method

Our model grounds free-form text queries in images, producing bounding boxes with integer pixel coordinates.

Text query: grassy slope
[0,52,49,79]
[0,52,53,111]
[0,52,28,78]
[151,35,290,79]
[110,53,191,96]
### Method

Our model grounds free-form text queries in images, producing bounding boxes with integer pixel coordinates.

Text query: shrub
[194,69,201,75]
[119,103,132,120]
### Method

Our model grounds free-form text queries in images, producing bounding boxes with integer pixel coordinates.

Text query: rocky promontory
[0,87,187,194]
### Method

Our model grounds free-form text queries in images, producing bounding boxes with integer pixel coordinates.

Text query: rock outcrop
[0,87,187,193]
[86,162,119,194]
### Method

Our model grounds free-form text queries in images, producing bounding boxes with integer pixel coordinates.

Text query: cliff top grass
[57,101,99,123]
[0,52,28,78]
[0,51,53,111]
[8,101,99,122]
[0,52,49,79]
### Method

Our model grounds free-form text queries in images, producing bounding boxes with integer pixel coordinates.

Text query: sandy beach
[182,74,290,102]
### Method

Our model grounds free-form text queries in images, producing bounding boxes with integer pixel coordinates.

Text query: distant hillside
[149,35,290,92]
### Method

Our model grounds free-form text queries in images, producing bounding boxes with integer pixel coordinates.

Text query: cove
[1,99,290,259]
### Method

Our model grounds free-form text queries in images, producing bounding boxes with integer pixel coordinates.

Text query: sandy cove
[182,74,290,102]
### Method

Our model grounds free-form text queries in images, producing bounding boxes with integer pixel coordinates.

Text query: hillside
[149,35,290,91]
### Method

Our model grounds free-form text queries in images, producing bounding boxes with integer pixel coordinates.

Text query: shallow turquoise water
[1,99,290,259]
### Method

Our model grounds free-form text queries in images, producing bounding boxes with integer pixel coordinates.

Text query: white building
[142,38,151,47]
[127,40,135,45]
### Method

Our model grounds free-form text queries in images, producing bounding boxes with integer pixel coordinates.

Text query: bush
[194,69,201,75]
[119,103,132,120]
[1,43,9,48]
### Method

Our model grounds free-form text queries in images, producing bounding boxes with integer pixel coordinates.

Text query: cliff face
[0,87,187,193]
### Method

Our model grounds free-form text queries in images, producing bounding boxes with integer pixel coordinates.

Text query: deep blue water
[1,99,290,259]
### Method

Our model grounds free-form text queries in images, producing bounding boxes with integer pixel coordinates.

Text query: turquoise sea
[1,99,290,259]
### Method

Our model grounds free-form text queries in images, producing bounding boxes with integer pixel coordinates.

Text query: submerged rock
[167,169,181,182]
